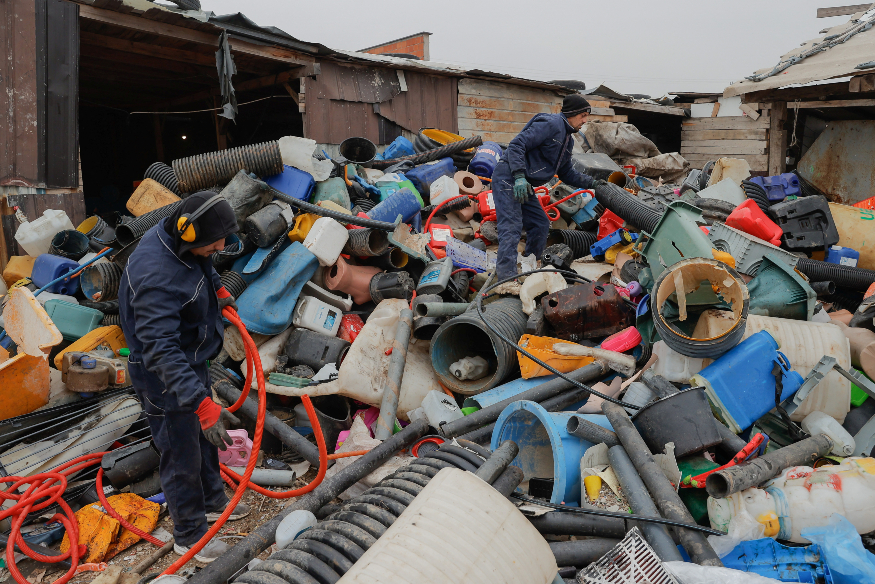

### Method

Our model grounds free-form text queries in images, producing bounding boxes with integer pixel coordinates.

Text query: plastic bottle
[405,158,455,198]
[292,296,342,337]
[275,510,317,550]
[450,356,489,381]
[14,209,75,257]
[800,411,855,456]
[428,175,460,207]
[302,217,349,266]
[417,257,453,295]
[420,389,464,426]
[651,340,706,383]
[468,142,503,178]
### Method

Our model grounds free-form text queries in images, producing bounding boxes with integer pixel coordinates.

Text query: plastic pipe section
[474,440,519,484]
[528,511,628,539]
[567,415,620,447]
[706,433,833,499]
[187,419,430,584]
[607,445,683,562]
[491,465,524,497]
[714,420,749,458]
[601,401,723,567]
[214,380,322,466]
[226,467,297,487]
[441,361,608,438]
[375,308,413,440]
[415,302,470,318]
[550,539,622,569]
[266,182,399,232]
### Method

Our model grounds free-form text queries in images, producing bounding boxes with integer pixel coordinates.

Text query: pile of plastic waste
[4,127,875,584]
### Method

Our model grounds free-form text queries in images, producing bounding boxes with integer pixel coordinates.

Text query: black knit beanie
[164,191,239,256]
[562,94,591,116]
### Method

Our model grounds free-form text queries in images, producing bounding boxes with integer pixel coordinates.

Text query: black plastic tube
[593,183,660,232]
[371,136,483,170]
[473,440,517,483]
[266,183,399,231]
[796,257,875,292]
[742,180,772,214]
[78,299,120,314]
[547,229,598,259]
[567,415,620,447]
[602,401,723,566]
[550,539,622,568]
[144,161,180,195]
[219,270,248,299]
[116,201,183,247]
[528,511,628,538]
[491,465,524,497]
[715,420,748,457]
[810,281,837,296]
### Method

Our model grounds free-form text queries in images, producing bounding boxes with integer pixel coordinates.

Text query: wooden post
[768,101,788,176]
[212,96,228,150]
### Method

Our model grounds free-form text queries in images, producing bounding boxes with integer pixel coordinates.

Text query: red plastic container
[600,326,642,352]
[725,199,782,246]
[598,209,625,239]
[338,314,365,343]
[428,224,453,248]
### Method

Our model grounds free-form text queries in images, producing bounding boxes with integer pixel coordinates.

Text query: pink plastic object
[598,209,625,239]
[725,199,782,246]
[216,429,253,466]
[600,326,642,352]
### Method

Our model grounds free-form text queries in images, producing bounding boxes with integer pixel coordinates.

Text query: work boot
[174,537,231,563]
[206,501,251,522]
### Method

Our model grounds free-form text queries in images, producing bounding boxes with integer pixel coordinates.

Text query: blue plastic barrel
[367,188,422,224]
[468,142,504,178]
[375,136,416,161]
[405,158,455,197]
[264,165,315,202]
[31,255,81,295]
[491,400,612,506]
[692,331,803,433]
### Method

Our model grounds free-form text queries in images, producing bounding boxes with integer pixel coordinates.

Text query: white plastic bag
[707,506,765,558]
[279,136,333,181]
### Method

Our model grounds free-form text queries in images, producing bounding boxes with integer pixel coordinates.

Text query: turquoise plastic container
[367,188,422,224]
[376,173,423,205]
[691,331,804,433]
[264,165,315,202]
[311,177,351,210]
[31,254,81,296]
[405,158,455,198]
[491,400,612,506]
[44,300,104,341]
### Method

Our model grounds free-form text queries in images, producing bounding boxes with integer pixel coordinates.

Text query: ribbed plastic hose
[371,136,483,170]
[796,257,875,292]
[548,229,598,259]
[172,141,283,194]
[115,202,183,247]
[741,180,772,214]
[144,162,181,196]
[593,183,660,232]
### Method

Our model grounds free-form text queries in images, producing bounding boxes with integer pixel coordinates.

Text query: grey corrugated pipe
[474,440,518,484]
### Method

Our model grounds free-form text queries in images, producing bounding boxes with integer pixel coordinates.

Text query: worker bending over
[119,192,248,562]
[491,94,604,282]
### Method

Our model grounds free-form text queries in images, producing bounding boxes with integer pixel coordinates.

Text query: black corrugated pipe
[547,229,598,259]
[342,229,389,257]
[115,201,183,247]
[742,180,771,214]
[371,136,483,170]
[796,257,875,292]
[550,539,622,569]
[593,183,660,232]
[144,162,181,195]
[81,262,123,302]
[219,271,248,299]
[79,299,120,314]
[102,314,121,326]
[172,140,283,193]
[421,195,474,217]
[688,197,736,225]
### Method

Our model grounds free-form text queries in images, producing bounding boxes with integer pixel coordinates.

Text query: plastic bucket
[80,262,123,302]
[491,400,612,505]
[49,230,90,261]
[339,137,377,165]
[631,387,722,458]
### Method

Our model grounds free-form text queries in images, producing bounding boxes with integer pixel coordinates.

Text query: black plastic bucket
[632,386,722,457]
[339,137,377,165]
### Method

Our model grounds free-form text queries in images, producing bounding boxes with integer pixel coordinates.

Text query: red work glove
[216,286,238,312]
[195,397,240,451]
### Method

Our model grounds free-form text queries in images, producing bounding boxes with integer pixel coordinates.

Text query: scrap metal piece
[388,222,431,262]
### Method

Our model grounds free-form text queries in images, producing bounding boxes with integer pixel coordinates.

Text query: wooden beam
[681,139,768,151]
[589,107,615,116]
[817,4,870,18]
[157,69,303,109]
[681,128,768,140]
[740,81,852,104]
[797,98,875,108]
[282,82,300,105]
[768,101,788,176]
[682,116,771,130]
[850,74,875,92]
[80,31,219,68]
[609,101,688,116]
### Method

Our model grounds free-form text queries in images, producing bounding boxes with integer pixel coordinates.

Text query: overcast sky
[200,0,850,97]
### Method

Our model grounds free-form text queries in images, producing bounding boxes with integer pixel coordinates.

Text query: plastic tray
[709,222,799,276]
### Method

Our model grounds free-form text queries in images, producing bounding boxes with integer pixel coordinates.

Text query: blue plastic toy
[590,229,638,260]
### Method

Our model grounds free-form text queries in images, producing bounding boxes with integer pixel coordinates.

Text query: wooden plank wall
[681,113,771,172]
[457,79,563,144]
[0,192,86,271]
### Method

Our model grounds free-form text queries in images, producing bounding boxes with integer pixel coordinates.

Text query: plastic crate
[709,222,799,276]
[722,538,834,583]
[44,300,104,341]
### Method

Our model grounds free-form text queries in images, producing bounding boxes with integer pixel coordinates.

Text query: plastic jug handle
[775,352,792,374]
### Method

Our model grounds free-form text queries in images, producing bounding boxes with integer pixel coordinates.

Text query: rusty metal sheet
[541,283,636,341]
[797,120,875,205]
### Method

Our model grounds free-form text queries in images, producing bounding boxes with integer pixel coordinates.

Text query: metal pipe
[458,386,593,444]
[415,302,470,318]
[226,467,298,487]
[528,511,627,539]
[706,433,833,499]
[188,419,429,584]
[490,465,524,497]
[214,380,322,466]
[550,539,621,568]
[375,308,413,440]
[607,445,683,562]
[474,440,518,484]
[567,415,619,447]
[441,361,607,438]
[602,401,723,567]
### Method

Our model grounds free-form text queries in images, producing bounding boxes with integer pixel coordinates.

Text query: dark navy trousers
[491,160,550,280]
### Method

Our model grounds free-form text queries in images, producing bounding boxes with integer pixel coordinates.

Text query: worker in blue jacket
[491,94,604,282]
[119,192,249,563]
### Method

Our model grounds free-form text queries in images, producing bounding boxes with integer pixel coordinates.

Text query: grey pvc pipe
[415,302,470,318]
[375,308,413,440]
[491,465,524,497]
[567,415,620,447]
[706,433,833,499]
[607,445,683,562]
[187,419,430,584]
[528,511,628,539]
[474,440,518,484]
[602,401,722,567]
[226,467,297,487]
[441,361,608,438]
[715,420,748,457]
[550,539,622,568]
[214,380,321,466]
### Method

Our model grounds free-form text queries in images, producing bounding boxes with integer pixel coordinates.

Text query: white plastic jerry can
[293,296,342,337]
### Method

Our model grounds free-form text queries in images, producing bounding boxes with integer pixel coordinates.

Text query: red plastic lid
[600,326,642,353]
[412,436,445,457]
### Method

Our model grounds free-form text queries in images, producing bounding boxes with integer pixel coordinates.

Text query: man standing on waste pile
[119,192,250,563]
[491,94,604,287]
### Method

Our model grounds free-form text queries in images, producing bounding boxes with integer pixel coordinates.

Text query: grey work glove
[218,294,238,313]
[202,407,241,451]
[513,172,533,203]
[591,179,608,189]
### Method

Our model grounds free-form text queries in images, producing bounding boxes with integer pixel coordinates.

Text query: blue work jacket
[502,113,594,189]
[119,219,223,411]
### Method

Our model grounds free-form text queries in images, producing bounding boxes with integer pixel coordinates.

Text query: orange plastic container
[53,325,127,369]
[517,334,595,379]
[3,256,36,288]
[854,196,875,211]
[725,199,782,246]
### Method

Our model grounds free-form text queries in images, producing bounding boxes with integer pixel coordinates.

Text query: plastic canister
[43,300,105,341]
[801,411,855,456]
[405,158,455,198]
[14,209,75,257]
[726,199,783,246]
[264,164,315,202]
[275,510,317,550]
[31,255,81,295]
[749,173,801,201]
[3,256,36,288]
[377,136,416,161]
[367,188,422,224]
[420,389,463,427]
[825,245,860,267]
[302,217,349,266]
[216,429,253,466]
[375,174,422,205]
[417,257,453,295]
[292,296,342,337]
[287,213,318,244]
[284,327,350,371]
[468,141,503,178]
[651,340,706,384]
[310,177,351,210]
[428,175,460,207]
[691,330,803,433]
